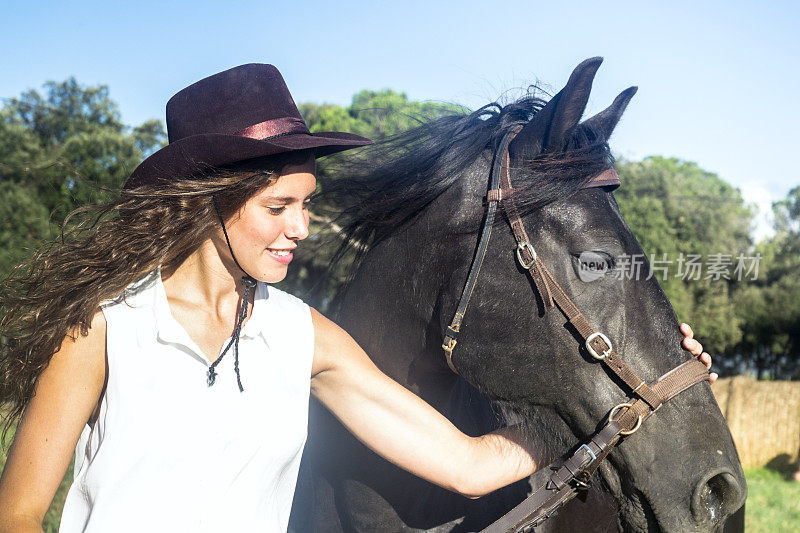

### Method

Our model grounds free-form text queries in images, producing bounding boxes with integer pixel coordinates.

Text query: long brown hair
[0,150,312,441]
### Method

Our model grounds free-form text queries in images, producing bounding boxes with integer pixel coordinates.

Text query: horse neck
[337,218,461,409]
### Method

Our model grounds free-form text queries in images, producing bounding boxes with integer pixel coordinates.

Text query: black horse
[290,58,746,532]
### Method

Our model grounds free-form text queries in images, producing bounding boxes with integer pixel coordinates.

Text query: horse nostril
[692,470,743,525]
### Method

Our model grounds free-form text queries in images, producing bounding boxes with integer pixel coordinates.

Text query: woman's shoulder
[59,307,107,382]
[263,283,310,313]
[258,284,314,344]
[100,268,160,311]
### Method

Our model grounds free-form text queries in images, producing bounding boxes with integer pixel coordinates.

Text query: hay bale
[712,380,730,418]
[711,376,800,469]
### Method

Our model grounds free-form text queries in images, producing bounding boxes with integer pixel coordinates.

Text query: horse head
[302,57,746,533]
[433,57,746,531]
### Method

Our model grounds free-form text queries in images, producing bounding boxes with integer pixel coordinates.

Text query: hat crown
[125,63,372,190]
[165,64,305,142]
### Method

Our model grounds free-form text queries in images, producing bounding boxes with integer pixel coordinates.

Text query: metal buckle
[585,332,613,360]
[516,241,537,269]
[609,402,643,436]
[573,472,593,491]
[577,443,597,469]
[442,337,458,373]
[442,337,457,356]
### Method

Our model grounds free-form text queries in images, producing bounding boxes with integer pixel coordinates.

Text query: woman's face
[219,156,316,283]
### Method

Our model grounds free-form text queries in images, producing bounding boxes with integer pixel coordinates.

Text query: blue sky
[2,0,798,240]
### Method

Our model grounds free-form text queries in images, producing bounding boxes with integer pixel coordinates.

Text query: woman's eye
[267,206,286,215]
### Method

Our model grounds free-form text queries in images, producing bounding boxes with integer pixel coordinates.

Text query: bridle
[442,126,711,532]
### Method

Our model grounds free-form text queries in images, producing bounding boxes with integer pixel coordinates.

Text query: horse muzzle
[691,468,746,529]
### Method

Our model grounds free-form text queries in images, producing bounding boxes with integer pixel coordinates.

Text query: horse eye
[589,253,615,270]
[571,250,616,281]
[573,251,616,277]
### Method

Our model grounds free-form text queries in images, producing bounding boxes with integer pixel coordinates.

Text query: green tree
[300,89,462,141]
[0,79,166,276]
[615,156,755,354]
[733,187,800,378]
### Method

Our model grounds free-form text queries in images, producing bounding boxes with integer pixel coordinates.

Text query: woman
[0,64,714,532]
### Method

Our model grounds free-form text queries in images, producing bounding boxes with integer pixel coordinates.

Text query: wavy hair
[0,150,311,441]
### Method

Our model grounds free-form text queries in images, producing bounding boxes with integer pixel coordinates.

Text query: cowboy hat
[124,63,372,189]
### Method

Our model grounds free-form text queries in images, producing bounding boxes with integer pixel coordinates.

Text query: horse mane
[320,88,614,279]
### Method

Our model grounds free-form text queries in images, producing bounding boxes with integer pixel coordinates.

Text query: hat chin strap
[212,195,258,282]
[208,195,258,392]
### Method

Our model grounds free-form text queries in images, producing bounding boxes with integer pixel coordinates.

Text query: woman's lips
[266,248,294,264]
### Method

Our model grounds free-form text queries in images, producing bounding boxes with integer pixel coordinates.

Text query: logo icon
[577,251,612,282]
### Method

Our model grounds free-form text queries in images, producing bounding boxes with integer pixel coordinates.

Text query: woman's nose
[285,207,310,241]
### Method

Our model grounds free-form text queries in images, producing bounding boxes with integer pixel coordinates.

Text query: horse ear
[510,57,603,160]
[581,86,638,140]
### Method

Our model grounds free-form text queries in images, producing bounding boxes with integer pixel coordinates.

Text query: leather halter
[442,127,711,532]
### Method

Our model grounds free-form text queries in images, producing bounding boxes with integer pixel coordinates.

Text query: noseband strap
[441,128,711,532]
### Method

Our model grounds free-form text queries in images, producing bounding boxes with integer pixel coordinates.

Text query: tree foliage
[0,78,165,275]
[614,156,755,353]
[731,187,800,378]
[299,89,463,140]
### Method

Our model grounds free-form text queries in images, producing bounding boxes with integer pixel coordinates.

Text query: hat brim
[124,131,373,189]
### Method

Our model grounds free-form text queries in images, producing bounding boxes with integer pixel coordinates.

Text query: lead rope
[209,195,257,392]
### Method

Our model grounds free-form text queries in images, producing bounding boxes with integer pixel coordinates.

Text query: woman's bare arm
[0,311,107,533]
[310,311,717,498]
[309,308,540,498]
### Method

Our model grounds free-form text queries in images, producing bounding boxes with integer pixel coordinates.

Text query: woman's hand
[679,323,717,383]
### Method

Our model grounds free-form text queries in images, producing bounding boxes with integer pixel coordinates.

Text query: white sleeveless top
[59,268,315,532]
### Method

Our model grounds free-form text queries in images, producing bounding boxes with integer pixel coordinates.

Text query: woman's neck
[161,239,250,322]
